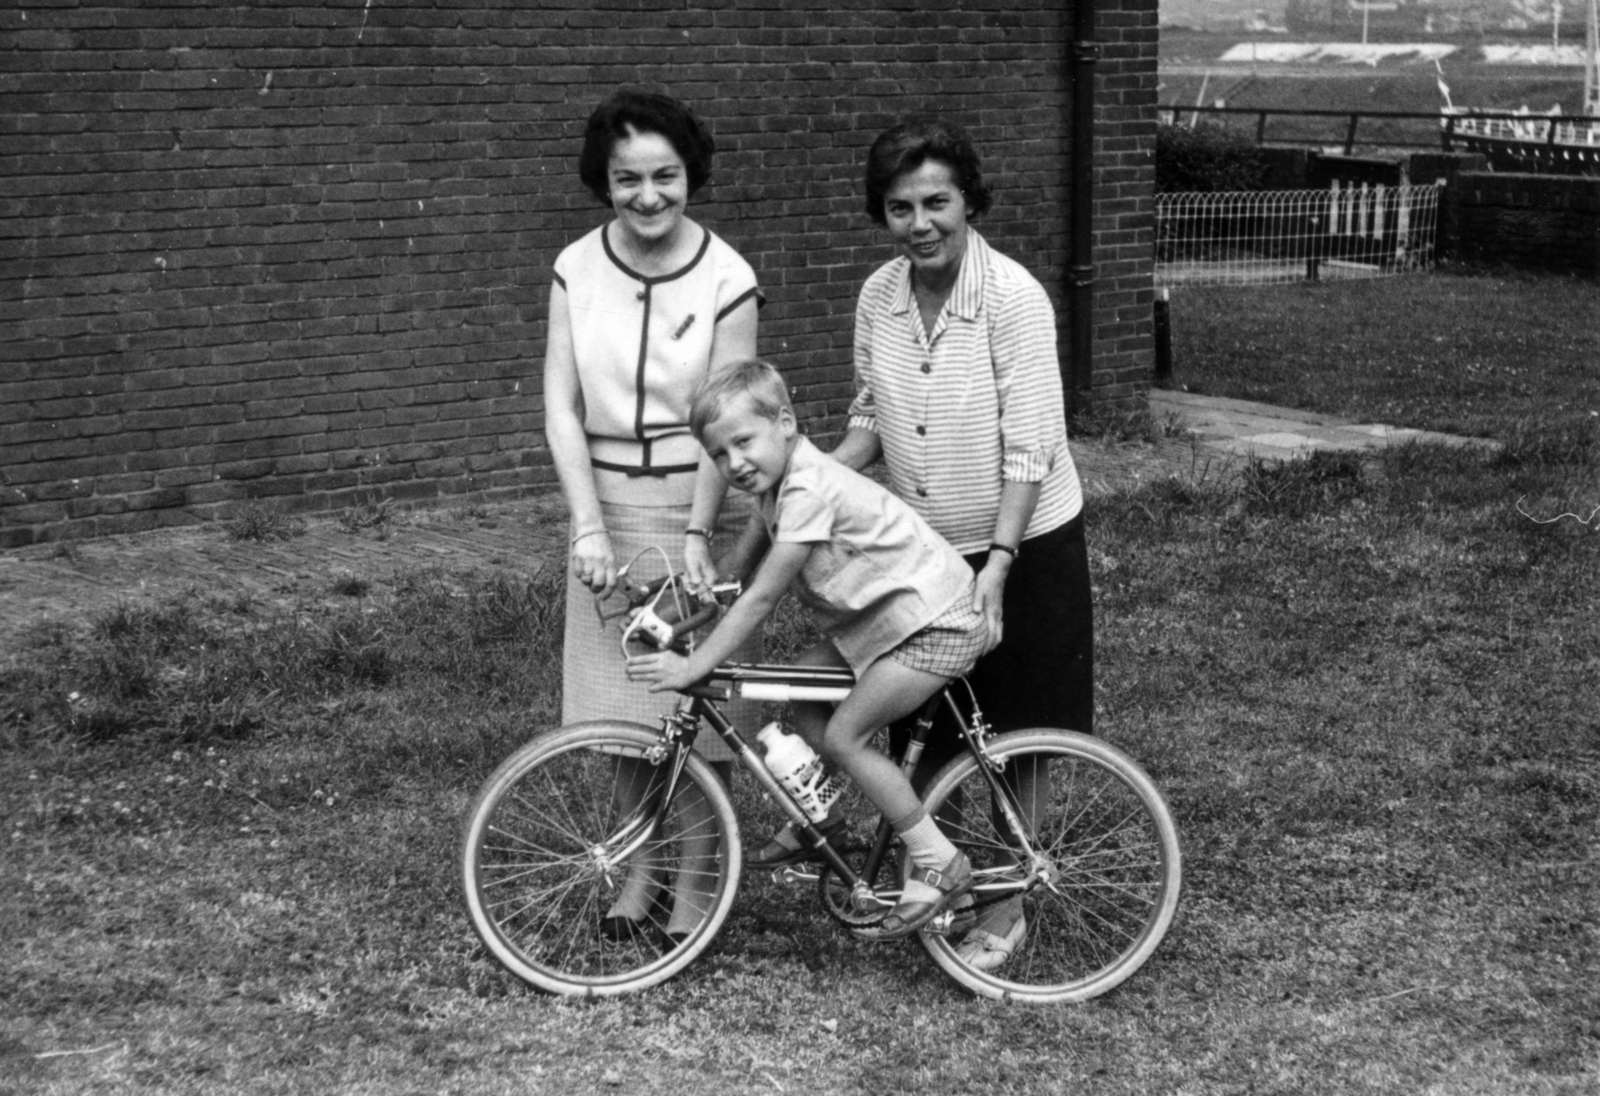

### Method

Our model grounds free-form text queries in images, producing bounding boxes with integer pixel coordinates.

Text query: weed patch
[1,568,567,751]
[224,501,305,542]
[337,497,394,537]
[1071,404,1187,446]
[1493,415,1600,470]
[1235,450,1365,518]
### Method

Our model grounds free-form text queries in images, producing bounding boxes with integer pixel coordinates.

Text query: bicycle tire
[461,721,742,997]
[915,729,1181,1004]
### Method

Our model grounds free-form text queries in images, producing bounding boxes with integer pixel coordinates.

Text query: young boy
[626,358,990,939]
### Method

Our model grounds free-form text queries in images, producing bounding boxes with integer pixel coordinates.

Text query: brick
[7,0,1159,540]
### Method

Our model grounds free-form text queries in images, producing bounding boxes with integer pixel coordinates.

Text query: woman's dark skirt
[893,512,1094,785]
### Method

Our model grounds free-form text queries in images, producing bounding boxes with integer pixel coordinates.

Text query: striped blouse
[848,230,1082,555]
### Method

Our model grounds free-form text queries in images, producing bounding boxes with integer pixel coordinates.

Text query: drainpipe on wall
[1067,0,1099,416]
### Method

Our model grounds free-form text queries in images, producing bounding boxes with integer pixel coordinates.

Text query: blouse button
[920,363,931,374]
[916,425,926,436]
[916,486,928,497]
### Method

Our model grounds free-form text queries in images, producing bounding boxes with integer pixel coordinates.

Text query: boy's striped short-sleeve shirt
[848,230,1082,555]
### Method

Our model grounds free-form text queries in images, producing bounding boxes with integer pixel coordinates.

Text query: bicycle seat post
[896,693,945,778]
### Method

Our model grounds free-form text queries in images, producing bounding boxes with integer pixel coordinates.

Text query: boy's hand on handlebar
[682,536,718,597]
[626,651,697,693]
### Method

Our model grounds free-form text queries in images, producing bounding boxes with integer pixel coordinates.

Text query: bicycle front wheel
[461,721,742,997]
[918,729,1181,1004]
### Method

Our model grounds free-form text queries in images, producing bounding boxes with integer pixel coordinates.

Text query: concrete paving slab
[1152,389,1355,427]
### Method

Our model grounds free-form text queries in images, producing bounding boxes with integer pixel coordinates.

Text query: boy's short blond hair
[689,358,793,442]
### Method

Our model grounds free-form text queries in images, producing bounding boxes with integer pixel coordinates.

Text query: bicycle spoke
[463,726,740,996]
[914,732,1180,1003]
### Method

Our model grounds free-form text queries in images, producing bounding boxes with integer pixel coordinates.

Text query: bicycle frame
[613,660,1048,931]
[464,565,1181,1001]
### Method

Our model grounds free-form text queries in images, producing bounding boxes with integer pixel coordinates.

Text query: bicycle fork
[592,712,699,892]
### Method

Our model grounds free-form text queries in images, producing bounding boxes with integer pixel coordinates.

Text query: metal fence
[1155,183,1441,287]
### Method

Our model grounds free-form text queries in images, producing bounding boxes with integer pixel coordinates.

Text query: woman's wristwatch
[685,527,714,545]
[989,542,1018,560]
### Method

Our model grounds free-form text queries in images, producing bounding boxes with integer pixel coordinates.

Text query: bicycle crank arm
[922,907,968,937]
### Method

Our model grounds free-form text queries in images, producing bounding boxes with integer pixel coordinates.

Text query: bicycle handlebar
[596,555,742,657]
[668,599,720,639]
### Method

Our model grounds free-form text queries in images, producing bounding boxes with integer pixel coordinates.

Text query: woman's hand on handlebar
[626,650,697,694]
[571,529,617,595]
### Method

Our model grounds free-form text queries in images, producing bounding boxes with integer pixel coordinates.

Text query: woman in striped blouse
[833,117,1095,971]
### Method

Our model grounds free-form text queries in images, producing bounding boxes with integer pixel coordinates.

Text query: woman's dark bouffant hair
[863,117,994,225]
[578,90,716,206]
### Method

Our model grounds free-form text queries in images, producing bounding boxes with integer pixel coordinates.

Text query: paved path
[0,392,1495,650]
[1154,390,1500,461]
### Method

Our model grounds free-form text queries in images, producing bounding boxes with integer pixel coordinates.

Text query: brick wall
[1443,172,1600,276]
[1089,0,1160,407]
[2,0,1159,546]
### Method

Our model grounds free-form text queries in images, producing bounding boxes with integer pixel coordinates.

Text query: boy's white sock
[894,807,960,905]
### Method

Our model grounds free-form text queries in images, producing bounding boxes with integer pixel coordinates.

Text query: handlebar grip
[638,574,673,596]
[670,600,720,638]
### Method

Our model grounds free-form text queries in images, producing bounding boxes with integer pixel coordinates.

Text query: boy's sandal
[873,850,973,941]
[747,816,848,869]
[954,909,1027,973]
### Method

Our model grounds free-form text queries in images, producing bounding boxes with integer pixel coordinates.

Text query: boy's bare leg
[810,652,942,816]
[788,641,848,753]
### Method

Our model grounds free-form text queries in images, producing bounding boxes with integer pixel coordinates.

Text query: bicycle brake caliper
[965,707,1005,774]
[645,708,696,766]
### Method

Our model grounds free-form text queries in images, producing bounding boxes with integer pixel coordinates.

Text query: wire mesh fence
[1155,184,1441,288]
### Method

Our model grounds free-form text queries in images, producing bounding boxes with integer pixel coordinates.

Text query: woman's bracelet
[989,542,1019,560]
[685,527,714,545]
[570,528,608,546]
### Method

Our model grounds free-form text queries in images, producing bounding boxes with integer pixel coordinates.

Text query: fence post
[1153,288,1173,385]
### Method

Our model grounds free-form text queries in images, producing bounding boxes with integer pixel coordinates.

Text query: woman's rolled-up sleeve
[991,280,1067,484]
[847,290,880,434]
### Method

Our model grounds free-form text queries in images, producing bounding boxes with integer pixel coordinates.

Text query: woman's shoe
[954,903,1026,972]
[746,815,848,869]
[598,914,647,942]
[598,887,667,942]
[874,849,973,940]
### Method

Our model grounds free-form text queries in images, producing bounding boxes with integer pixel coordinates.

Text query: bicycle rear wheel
[461,721,741,997]
[917,729,1181,1003]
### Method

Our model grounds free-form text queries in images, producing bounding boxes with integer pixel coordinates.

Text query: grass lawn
[4,270,1597,1094]
[1167,268,1600,444]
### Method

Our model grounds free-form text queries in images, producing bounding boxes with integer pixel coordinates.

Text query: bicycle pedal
[774,866,821,886]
